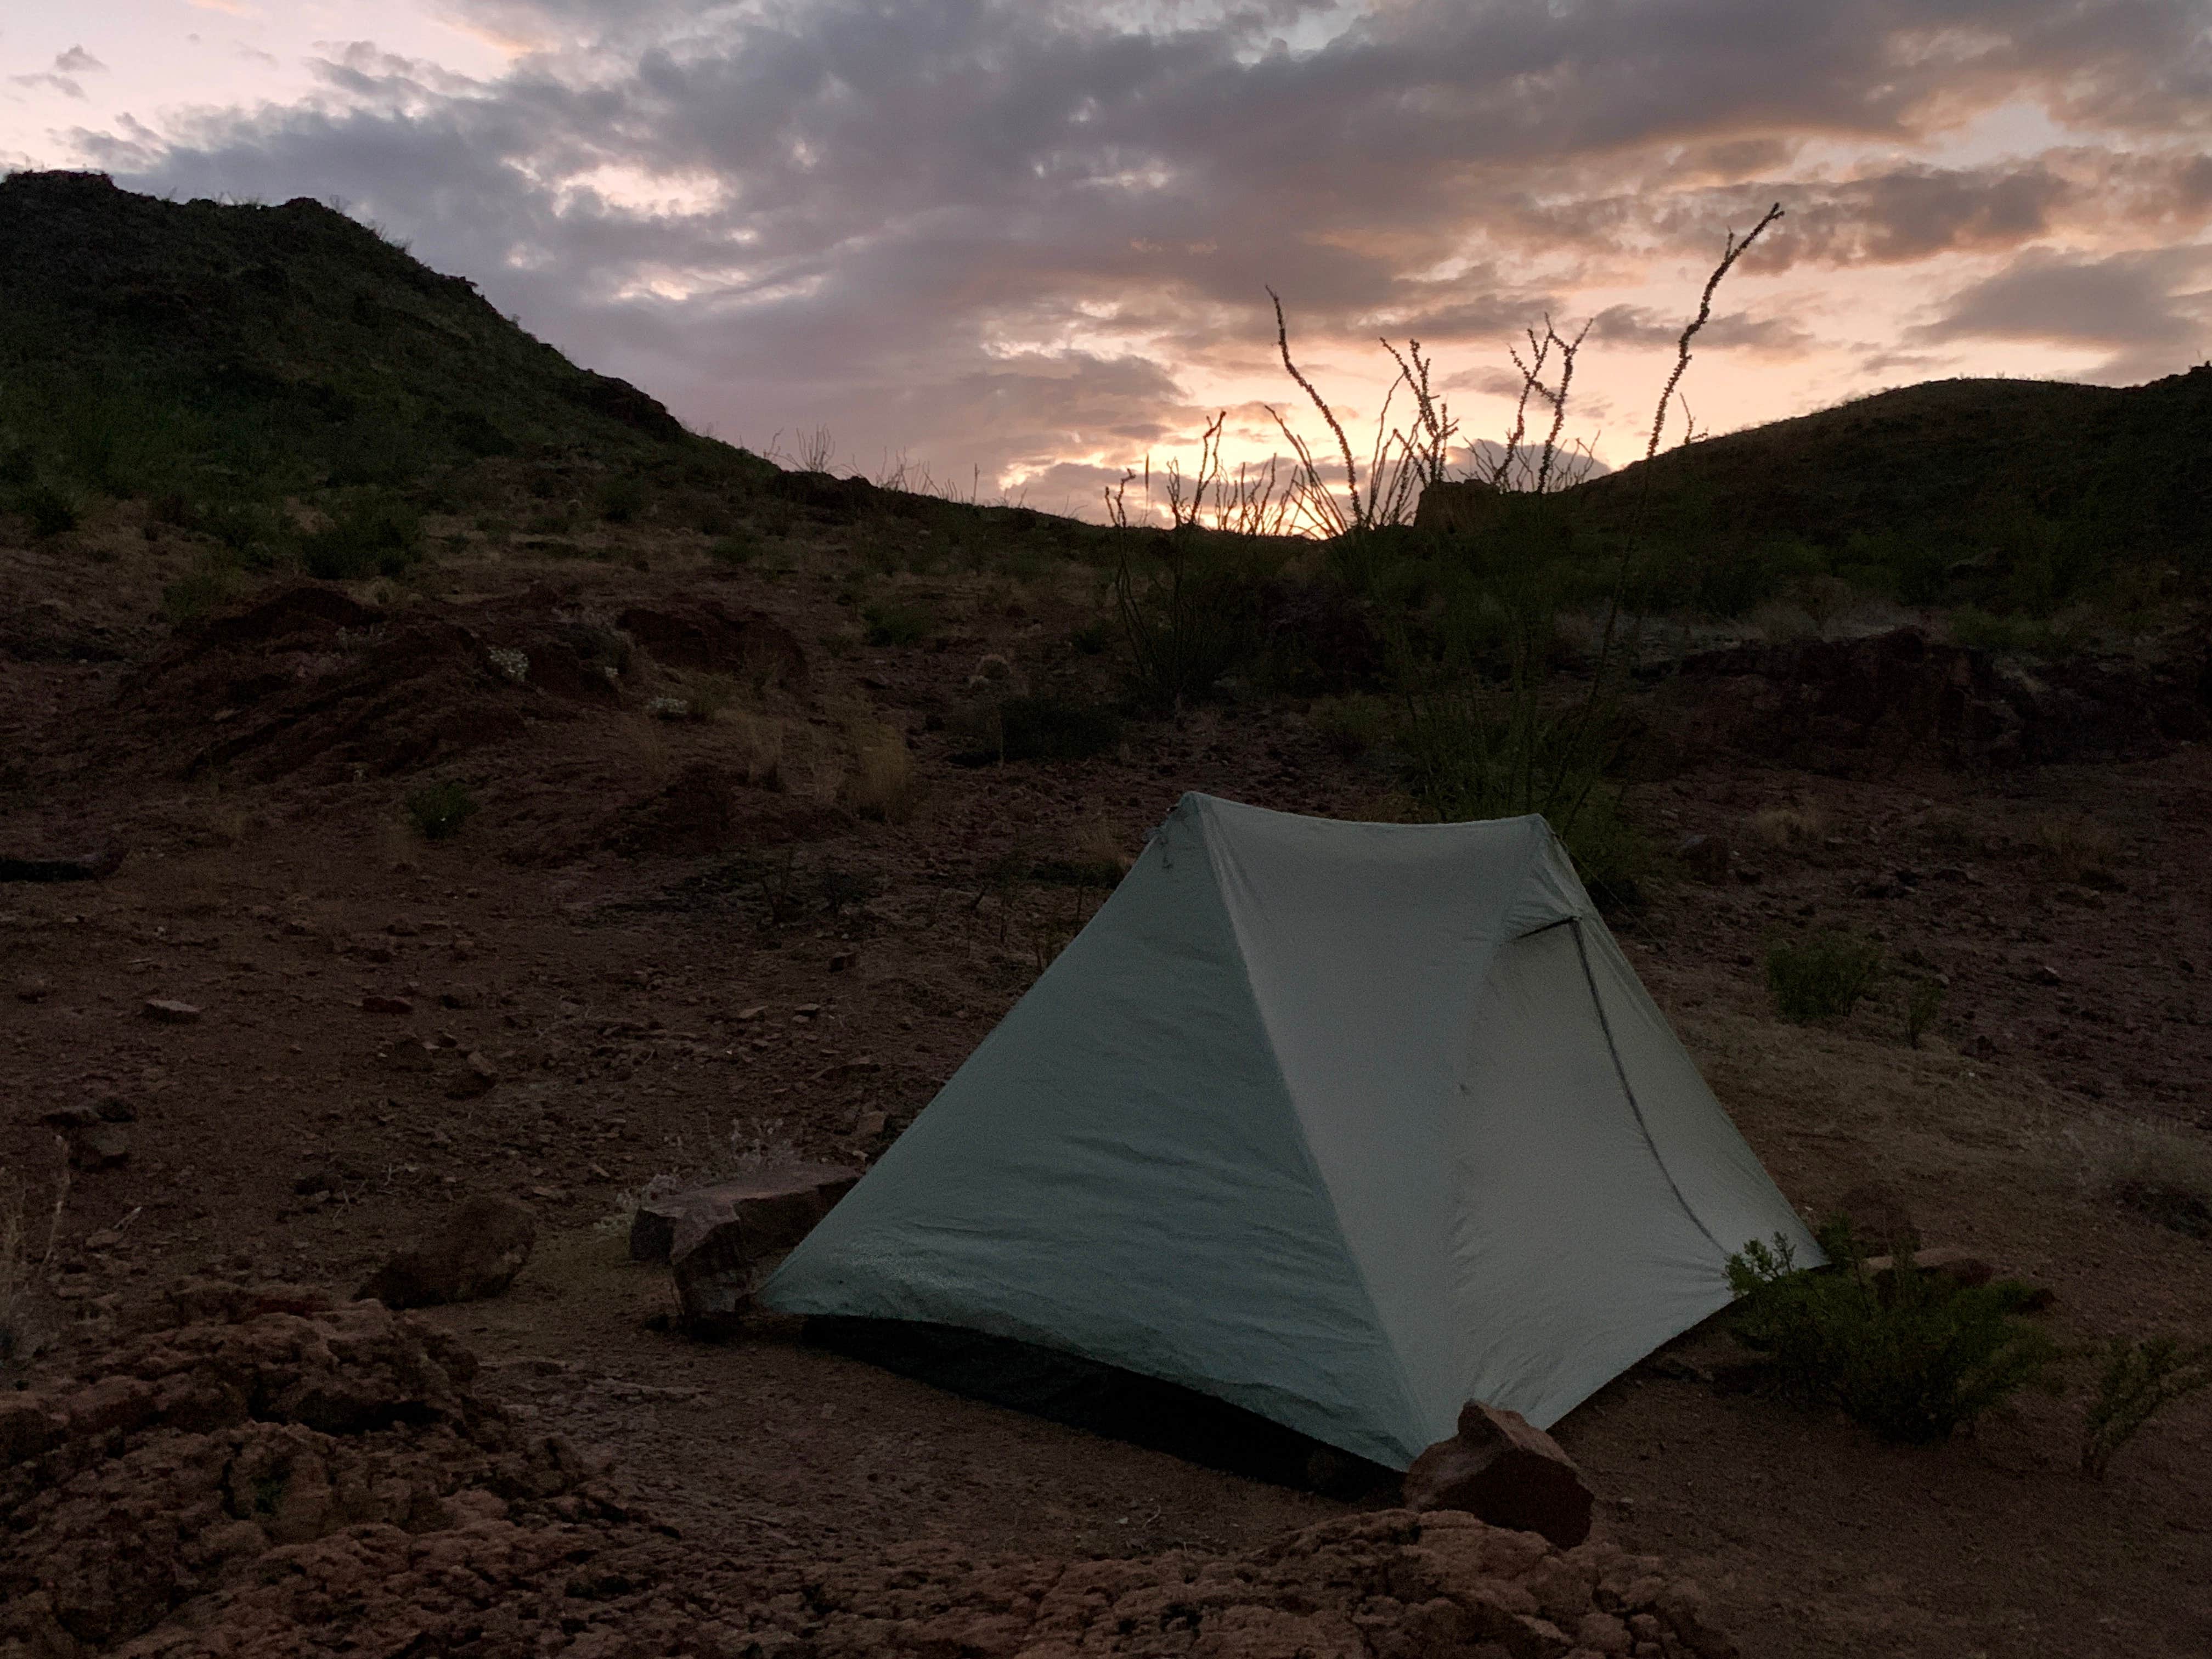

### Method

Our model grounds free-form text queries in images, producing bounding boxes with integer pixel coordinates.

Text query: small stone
[828,949,856,972]
[356,1194,537,1308]
[2033,964,2062,986]
[853,1110,889,1142]
[737,1006,766,1022]
[63,1122,132,1170]
[445,1050,498,1099]
[359,994,415,1014]
[82,1230,125,1251]
[1402,1400,1595,1548]
[14,975,50,1002]
[142,998,202,1023]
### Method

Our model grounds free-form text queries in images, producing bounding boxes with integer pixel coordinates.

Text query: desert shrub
[1947,606,2067,657]
[684,673,738,724]
[404,780,478,840]
[2079,1336,2212,1478]
[16,480,79,538]
[301,490,422,580]
[1752,803,1829,848]
[595,471,649,523]
[730,712,784,788]
[842,725,918,823]
[999,695,1121,763]
[2033,812,2120,887]
[706,532,758,567]
[161,558,241,627]
[1766,930,1883,1021]
[1904,977,1945,1048]
[1312,694,1386,759]
[863,600,934,647]
[1726,1224,2061,1444]
[1113,529,1265,709]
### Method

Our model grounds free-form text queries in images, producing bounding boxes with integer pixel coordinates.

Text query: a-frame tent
[763,793,1819,1470]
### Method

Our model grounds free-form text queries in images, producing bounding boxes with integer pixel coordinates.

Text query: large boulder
[635,1165,857,1335]
[1402,1400,1596,1549]
[354,1194,535,1310]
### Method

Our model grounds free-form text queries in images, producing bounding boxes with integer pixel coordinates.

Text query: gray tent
[763,794,1819,1469]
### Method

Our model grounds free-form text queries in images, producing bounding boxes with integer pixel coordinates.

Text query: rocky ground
[3,490,2210,1657]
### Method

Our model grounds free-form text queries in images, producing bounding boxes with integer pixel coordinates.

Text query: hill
[1565,370,2212,610]
[0,170,727,502]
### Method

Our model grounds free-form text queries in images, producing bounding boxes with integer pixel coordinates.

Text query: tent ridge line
[1567,918,1728,1259]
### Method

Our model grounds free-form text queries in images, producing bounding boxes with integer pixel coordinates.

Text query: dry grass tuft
[2033,812,2121,886]
[731,712,785,788]
[842,723,919,823]
[2,1149,70,1367]
[1753,803,1830,848]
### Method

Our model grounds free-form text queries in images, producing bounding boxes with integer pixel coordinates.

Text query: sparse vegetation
[1767,931,1883,1022]
[2033,813,2121,887]
[1,1152,69,1368]
[404,780,479,840]
[1904,977,1945,1048]
[863,599,934,647]
[2078,1336,2212,1479]
[1753,804,1830,848]
[842,724,919,822]
[1725,1225,2062,1444]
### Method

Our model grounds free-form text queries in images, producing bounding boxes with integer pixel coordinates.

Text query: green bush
[404,780,478,840]
[863,600,934,647]
[1726,1224,2061,1444]
[595,471,648,523]
[18,481,78,538]
[708,532,759,566]
[161,559,240,626]
[1766,930,1883,1021]
[2079,1335,2212,1479]
[301,490,422,580]
[1113,530,1265,709]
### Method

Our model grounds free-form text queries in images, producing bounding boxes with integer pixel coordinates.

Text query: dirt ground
[3,496,2210,1658]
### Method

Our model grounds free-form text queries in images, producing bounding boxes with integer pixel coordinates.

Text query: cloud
[11,74,87,100]
[45,0,2212,493]
[54,47,107,75]
[1912,246,2212,381]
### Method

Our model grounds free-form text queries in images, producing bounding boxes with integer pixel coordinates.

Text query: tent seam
[1568,918,1728,1257]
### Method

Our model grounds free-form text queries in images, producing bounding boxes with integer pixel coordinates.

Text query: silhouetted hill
[0,169,716,493]
[1571,371,2212,579]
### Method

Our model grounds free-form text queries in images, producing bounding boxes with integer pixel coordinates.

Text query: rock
[1413,477,1502,534]
[356,1194,537,1309]
[1675,833,1730,884]
[852,1110,889,1142]
[14,974,50,1001]
[41,1105,132,1169]
[1402,1401,1595,1548]
[445,1049,499,1098]
[1859,1244,1995,1293]
[0,847,123,883]
[638,1165,859,1333]
[142,998,202,1023]
[360,993,415,1014]
[1656,1581,1737,1659]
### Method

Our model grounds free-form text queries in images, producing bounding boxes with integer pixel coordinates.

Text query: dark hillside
[1564,371,2212,610]
[0,170,711,494]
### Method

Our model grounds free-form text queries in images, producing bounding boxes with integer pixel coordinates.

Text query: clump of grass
[1726,1224,2062,1444]
[404,780,478,840]
[708,531,760,567]
[2,1150,70,1368]
[595,471,648,523]
[1904,977,1945,1048]
[1312,693,1386,759]
[301,489,423,580]
[1766,930,1883,1022]
[842,724,918,822]
[730,712,785,788]
[1753,803,1830,848]
[161,557,241,626]
[685,673,738,723]
[863,600,934,647]
[2079,1336,2212,1479]
[2033,812,2120,887]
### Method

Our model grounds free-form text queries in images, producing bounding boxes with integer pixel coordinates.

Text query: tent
[762,793,1820,1470]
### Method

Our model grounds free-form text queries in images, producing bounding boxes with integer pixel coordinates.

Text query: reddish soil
[3,498,2209,1657]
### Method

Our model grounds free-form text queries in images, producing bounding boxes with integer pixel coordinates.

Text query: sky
[4,1,2210,520]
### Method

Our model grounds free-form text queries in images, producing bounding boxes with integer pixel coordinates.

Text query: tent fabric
[761,793,1820,1470]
